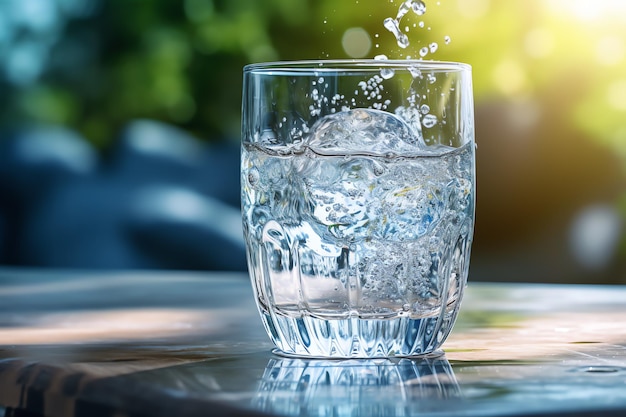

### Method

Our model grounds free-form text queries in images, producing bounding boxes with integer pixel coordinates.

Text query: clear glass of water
[241,60,475,358]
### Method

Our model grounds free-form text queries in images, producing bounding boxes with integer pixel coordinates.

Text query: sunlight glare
[524,28,555,59]
[548,0,626,21]
[607,79,626,111]
[456,0,490,20]
[492,59,526,96]
[596,36,624,67]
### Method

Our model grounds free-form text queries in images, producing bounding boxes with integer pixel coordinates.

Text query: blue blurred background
[0,0,624,284]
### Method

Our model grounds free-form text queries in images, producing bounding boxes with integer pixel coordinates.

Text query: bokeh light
[342,27,372,58]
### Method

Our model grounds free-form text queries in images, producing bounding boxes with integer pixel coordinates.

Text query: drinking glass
[241,60,475,358]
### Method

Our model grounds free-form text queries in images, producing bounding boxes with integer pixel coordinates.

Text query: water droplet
[429,42,439,53]
[412,0,427,16]
[444,35,451,44]
[422,114,438,128]
[419,47,428,57]
[384,17,399,33]
[380,68,395,79]
[384,17,410,49]
[398,35,410,49]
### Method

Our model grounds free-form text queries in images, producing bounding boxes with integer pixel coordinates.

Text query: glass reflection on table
[254,354,460,417]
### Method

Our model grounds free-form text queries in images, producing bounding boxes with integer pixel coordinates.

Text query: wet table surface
[0,269,624,417]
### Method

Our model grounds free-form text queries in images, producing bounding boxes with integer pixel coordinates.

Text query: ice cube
[305,109,426,157]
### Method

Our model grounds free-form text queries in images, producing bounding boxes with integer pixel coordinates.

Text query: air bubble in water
[420,104,430,114]
[373,162,385,176]
[247,168,259,186]
[375,54,388,61]
[429,42,438,53]
[422,114,438,128]
[444,35,451,44]
[419,47,428,57]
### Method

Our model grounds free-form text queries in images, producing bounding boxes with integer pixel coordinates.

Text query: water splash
[384,17,409,49]
[412,1,427,16]
[382,0,451,59]
[408,65,422,78]
[383,0,427,49]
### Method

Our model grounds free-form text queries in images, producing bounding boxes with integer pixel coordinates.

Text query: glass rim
[244,59,471,74]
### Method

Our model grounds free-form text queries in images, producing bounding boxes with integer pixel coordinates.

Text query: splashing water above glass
[384,0,429,50]
[382,0,451,59]
[384,17,410,49]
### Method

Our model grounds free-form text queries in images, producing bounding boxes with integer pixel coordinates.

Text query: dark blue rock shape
[0,125,97,199]
[111,119,206,180]
[126,186,246,271]
[0,126,97,264]
[192,141,241,209]
[111,119,241,208]
[18,175,160,269]
[7,120,247,271]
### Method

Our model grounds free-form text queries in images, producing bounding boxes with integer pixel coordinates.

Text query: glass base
[270,348,446,360]
[261,310,459,359]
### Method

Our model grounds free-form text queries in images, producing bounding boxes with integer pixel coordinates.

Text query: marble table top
[0,269,624,417]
